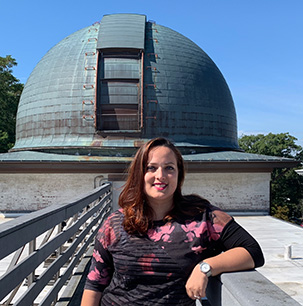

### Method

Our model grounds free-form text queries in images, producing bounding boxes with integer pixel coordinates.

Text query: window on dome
[96,50,143,132]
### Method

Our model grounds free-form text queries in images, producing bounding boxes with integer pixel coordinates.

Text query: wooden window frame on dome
[96,49,144,134]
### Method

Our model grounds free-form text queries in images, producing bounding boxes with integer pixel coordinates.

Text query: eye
[166,166,175,171]
[146,165,156,172]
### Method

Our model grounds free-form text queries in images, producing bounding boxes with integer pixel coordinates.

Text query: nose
[156,167,165,180]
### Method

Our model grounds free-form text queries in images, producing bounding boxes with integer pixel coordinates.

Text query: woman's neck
[148,200,174,221]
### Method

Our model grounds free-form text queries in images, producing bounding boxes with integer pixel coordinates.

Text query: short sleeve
[84,217,115,292]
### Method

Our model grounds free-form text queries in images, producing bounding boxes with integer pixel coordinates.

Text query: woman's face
[144,146,178,207]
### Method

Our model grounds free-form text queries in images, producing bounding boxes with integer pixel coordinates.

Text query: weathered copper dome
[13,14,238,155]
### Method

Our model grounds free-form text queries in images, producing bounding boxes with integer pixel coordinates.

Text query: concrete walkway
[234,215,303,305]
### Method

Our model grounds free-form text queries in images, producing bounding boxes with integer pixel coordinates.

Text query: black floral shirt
[84,207,263,305]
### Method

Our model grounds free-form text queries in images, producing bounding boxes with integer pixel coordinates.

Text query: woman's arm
[185,247,254,300]
[185,211,264,300]
[81,289,102,306]
[203,246,255,275]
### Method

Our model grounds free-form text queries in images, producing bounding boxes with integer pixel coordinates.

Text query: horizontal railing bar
[14,203,111,306]
[0,194,111,301]
[55,245,94,306]
[0,183,111,260]
[41,207,111,306]
[0,250,37,301]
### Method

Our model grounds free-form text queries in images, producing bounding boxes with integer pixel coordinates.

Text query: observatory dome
[13,14,239,155]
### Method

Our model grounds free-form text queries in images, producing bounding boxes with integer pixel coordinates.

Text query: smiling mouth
[153,183,168,191]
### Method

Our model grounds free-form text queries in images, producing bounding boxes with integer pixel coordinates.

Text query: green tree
[238,132,301,158]
[239,133,303,222]
[0,55,23,153]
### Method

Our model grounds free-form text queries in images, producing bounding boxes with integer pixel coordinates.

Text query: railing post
[28,239,36,286]
[27,239,36,306]
[105,181,113,215]
[52,222,64,304]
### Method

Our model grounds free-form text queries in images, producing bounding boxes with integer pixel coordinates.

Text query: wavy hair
[119,137,210,234]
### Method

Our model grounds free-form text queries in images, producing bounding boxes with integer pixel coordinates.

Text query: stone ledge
[196,270,301,306]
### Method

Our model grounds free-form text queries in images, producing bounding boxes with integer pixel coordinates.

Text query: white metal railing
[0,182,112,306]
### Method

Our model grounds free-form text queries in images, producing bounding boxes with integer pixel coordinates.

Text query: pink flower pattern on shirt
[181,220,209,242]
[191,245,207,254]
[88,266,111,285]
[138,253,160,275]
[147,223,175,242]
[98,216,117,249]
[93,250,104,263]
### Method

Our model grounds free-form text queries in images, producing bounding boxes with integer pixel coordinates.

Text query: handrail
[0,182,112,305]
[195,270,301,306]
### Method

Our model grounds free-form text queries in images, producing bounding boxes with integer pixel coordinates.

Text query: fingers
[185,278,207,300]
[185,264,208,300]
[187,290,205,300]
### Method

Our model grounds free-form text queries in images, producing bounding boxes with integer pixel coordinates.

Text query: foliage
[239,133,303,222]
[271,205,289,221]
[0,55,23,153]
[238,132,301,159]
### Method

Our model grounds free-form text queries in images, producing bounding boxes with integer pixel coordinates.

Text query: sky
[1,0,302,146]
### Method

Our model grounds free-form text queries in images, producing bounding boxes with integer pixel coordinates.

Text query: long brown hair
[119,137,210,234]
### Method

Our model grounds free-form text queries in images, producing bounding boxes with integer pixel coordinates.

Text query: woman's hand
[185,247,255,300]
[185,263,209,300]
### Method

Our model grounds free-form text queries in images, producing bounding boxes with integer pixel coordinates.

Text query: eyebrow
[147,161,176,165]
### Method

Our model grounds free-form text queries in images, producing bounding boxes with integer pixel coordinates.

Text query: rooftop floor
[234,215,303,305]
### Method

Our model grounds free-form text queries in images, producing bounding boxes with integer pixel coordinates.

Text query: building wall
[0,173,99,212]
[183,173,271,212]
[0,172,270,214]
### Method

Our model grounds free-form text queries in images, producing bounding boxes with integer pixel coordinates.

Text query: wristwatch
[199,262,212,277]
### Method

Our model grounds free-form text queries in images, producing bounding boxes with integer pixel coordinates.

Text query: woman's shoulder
[102,208,124,227]
[208,207,233,228]
[179,194,232,227]
[96,209,124,247]
[109,208,124,218]
[185,203,233,232]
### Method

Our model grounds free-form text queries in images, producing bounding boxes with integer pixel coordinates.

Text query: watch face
[200,262,210,273]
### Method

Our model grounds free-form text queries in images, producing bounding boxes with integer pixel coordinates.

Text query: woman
[81,137,264,305]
